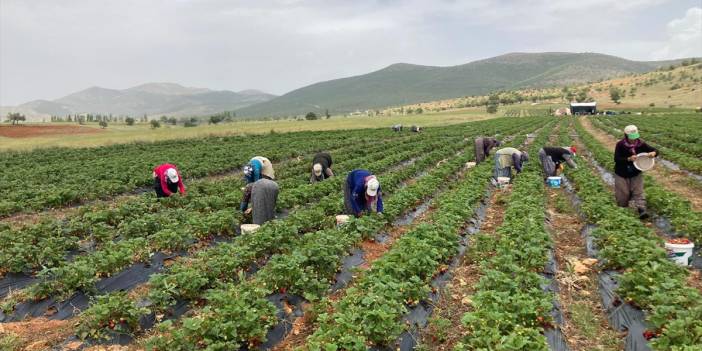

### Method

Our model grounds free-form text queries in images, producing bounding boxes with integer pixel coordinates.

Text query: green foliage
[125,117,135,125]
[77,292,148,340]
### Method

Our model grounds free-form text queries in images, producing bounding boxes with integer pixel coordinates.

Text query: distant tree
[6,112,26,125]
[167,117,177,125]
[209,115,224,124]
[99,120,108,129]
[575,90,589,103]
[416,107,423,114]
[325,109,330,119]
[305,112,317,120]
[486,93,499,114]
[125,117,136,126]
[649,103,655,107]
[609,87,622,104]
[150,120,161,129]
[160,116,168,123]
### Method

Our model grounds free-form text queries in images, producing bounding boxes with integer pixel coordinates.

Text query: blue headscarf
[244,158,263,183]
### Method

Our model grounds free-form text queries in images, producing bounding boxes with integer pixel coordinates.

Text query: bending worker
[310,152,334,183]
[538,146,577,178]
[241,156,279,225]
[344,169,383,217]
[474,136,501,164]
[614,125,657,219]
[494,147,529,180]
[153,163,186,198]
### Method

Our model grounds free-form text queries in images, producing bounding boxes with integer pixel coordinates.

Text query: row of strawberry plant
[0,133,425,276]
[0,128,408,216]
[575,118,702,242]
[81,117,549,345]
[591,115,702,174]
[6,132,457,307]
[594,114,702,156]
[563,126,702,350]
[454,122,557,350]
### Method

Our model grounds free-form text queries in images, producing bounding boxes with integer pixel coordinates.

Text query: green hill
[235,52,685,117]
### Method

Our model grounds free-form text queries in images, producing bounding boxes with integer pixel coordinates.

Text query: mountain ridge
[234,52,690,117]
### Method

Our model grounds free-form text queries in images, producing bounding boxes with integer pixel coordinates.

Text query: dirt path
[579,117,702,212]
[418,188,509,350]
[546,189,622,351]
[0,317,75,351]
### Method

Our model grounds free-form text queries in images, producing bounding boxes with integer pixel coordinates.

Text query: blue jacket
[346,169,383,215]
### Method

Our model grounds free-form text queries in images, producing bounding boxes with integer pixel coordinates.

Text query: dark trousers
[154,178,168,198]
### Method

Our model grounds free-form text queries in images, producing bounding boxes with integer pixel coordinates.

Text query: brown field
[0,124,103,138]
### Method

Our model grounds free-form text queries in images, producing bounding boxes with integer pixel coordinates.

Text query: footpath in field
[545,189,622,351]
[419,188,509,350]
[579,117,702,212]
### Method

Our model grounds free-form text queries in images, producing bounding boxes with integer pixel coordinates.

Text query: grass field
[0,108,494,151]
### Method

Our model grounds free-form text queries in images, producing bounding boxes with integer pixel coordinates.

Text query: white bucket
[664,239,694,266]
[547,176,562,188]
[496,177,510,189]
[336,215,350,226]
[240,224,260,234]
[634,153,655,171]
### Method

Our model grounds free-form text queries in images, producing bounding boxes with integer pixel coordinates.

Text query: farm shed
[570,102,597,115]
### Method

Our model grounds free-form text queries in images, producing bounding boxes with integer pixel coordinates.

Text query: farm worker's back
[310,152,334,183]
[152,163,185,198]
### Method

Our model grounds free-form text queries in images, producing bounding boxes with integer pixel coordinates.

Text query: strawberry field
[1,114,700,351]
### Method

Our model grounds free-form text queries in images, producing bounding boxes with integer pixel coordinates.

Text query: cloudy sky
[1,0,701,105]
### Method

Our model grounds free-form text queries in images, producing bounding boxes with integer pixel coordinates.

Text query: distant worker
[152,163,186,198]
[310,152,334,183]
[613,125,657,219]
[474,137,501,164]
[344,169,383,217]
[494,147,529,180]
[538,146,577,177]
[411,125,421,133]
[392,124,403,132]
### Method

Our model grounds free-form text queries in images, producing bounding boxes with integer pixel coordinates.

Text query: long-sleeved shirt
[153,163,185,196]
[542,147,577,168]
[246,157,275,183]
[346,169,383,215]
[496,148,526,173]
[482,137,499,155]
[614,138,657,178]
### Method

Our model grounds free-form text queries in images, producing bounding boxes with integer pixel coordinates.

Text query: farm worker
[152,163,185,198]
[493,147,529,180]
[411,125,421,132]
[310,152,334,183]
[392,124,403,132]
[240,177,279,225]
[613,125,657,219]
[344,169,384,217]
[243,156,275,184]
[538,146,577,177]
[474,137,501,164]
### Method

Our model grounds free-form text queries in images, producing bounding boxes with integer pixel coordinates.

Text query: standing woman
[614,125,657,219]
[344,169,383,217]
